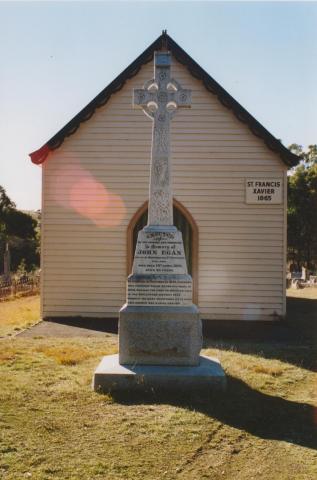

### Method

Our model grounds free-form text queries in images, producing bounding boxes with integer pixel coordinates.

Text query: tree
[5,209,38,239]
[289,144,317,166]
[0,186,40,274]
[0,185,15,212]
[288,145,317,271]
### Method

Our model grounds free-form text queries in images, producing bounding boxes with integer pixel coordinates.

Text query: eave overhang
[29,32,300,167]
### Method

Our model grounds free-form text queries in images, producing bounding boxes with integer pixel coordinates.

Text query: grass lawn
[0,291,316,479]
[0,295,40,338]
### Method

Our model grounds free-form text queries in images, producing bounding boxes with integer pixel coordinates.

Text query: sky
[0,0,316,211]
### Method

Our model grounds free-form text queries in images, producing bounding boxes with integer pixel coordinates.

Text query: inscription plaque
[127,280,192,306]
[133,230,187,275]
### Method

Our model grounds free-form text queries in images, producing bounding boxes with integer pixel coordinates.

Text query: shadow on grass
[286,295,317,340]
[110,374,317,451]
[203,295,317,372]
[203,336,316,372]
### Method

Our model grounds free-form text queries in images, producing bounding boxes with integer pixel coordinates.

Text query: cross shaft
[133,52,191,225]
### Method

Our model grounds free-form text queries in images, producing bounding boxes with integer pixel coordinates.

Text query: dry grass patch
[34,343,117,366]
[252,364,284,377]
[0,295,40,337]
[287,286,317,300]
[0,344,19,362]
[34,345,92,365]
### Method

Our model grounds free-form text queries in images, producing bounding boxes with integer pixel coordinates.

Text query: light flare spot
[49,159,126,227]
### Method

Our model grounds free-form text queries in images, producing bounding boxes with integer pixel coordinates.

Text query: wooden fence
[0,276,40,300]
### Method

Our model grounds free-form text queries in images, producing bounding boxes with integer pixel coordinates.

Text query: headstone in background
[3,243,11,282]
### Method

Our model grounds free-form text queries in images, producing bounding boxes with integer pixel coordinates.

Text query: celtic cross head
[133,52,191,120]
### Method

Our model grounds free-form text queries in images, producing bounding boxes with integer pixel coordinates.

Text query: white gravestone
[119,52,201,366]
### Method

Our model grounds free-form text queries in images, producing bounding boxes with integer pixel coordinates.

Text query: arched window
[127,199,198,303]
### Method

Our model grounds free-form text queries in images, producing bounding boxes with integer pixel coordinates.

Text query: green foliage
[0,186,40,274]
[15,259,28,278]
[4,209,38,239]
[289,143,317,166]
[288,145,317,270]
[0,186,16,213]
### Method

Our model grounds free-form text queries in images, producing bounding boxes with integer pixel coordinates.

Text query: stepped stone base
[93,354,226,393]
[119,304,202,366]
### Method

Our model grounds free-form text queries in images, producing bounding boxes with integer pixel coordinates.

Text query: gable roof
[29,31,299,167]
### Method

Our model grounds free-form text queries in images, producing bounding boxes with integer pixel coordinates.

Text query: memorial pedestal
[93,354,226,393]
[119,304,201,366]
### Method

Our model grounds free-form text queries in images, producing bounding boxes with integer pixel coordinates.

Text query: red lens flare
[48,159,126,227]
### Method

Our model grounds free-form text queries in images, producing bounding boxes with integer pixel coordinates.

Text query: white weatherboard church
[30,32,299,322]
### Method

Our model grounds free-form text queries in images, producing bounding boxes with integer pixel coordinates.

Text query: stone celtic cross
[133,52,191,225]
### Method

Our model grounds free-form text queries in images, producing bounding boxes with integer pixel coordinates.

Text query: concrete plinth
[93,354,226,393]
[119,304,202,366]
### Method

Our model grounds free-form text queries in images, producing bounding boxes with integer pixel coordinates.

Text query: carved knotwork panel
[151,190,171,224]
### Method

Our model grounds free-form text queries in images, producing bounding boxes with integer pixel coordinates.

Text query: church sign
[245,178,283,204]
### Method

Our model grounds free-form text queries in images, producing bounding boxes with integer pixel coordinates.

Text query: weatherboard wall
[41,58,287,321]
